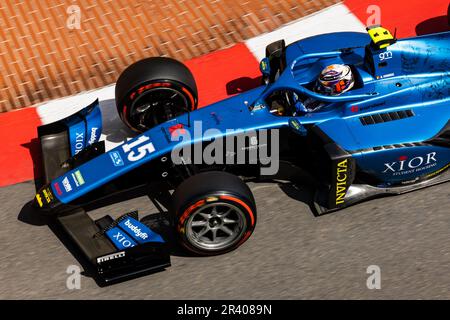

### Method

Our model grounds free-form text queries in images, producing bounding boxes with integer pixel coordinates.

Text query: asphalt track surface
[1,178,449,299]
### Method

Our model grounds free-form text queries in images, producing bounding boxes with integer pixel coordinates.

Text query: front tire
[172,171,257,256]
[115,57,198,133]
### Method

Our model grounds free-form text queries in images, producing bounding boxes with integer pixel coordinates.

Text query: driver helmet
[315,64,355,95]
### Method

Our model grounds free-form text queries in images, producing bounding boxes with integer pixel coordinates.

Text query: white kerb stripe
[245,3,366,62]
[36,84,133,151]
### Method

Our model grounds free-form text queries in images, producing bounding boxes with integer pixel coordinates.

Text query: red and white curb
[0,0,446,187]
[245,3,366,61]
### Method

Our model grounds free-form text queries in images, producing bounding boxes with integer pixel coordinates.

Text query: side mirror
[259,57,271,77]
[288,118,307,136]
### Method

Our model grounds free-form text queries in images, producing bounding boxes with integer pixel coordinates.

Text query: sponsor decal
[74,170,85,186]
[71,173,79,187]
[383,152,438,176]
[74,132,84,154]
[96,251,126,264]
[376,73,395,79]
[426,162,450,179]
[62,176,72,192]
[42,188,54,203]
[379,50,393,61]
[336,159,348,205]
[290,118,301,130]
[400,178,420,185]
[122,219,148,240]
[288,118,307,136]
[351,102,386,113]
[240,134,265,152]
[67,116,87,156]
[260,59,268,71]
[118,217,164,244]
[88,127,98,145]
[367,102,386,109]
[109,151,124,166]
[35,194,43,207]
[53,182,62,195]
[106,227,137,250]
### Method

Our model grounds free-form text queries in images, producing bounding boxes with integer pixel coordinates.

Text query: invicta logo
[336,159,348,205]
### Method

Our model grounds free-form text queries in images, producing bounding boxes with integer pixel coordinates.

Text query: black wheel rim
[130,86,189,131]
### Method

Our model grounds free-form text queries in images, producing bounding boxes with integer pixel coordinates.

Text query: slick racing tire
[172,171,257,256]
[115,57,198,133]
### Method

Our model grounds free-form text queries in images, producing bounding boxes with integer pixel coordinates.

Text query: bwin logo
[383,152,437,173]
[124,219,148,240]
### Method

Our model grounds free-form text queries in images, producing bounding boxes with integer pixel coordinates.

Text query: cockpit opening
[266,64,363,116]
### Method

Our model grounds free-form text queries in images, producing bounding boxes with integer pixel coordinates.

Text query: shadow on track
[226,76,262,95]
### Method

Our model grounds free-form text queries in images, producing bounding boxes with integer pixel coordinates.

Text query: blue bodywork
[49,30,450,207]
[105,216,164,250]
[63,99,103,156]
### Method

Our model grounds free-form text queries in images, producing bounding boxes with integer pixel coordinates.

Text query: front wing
[35,100,171,284]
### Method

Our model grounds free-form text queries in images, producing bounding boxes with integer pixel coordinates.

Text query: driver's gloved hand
[294,101,308,114]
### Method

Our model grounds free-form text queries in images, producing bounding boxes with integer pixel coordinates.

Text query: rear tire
[115,57,198,133]
[172,171,257,256]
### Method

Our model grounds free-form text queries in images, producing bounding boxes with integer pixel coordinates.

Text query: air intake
[360,110,415,126]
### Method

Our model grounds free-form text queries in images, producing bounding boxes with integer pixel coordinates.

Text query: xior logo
[124,219,148,240]
[74,132,84,154]
[113,231,135,248]
[336,159,348,205]
[383,152,437,176]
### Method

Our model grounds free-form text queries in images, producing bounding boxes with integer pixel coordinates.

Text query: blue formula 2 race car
[32,26,450,284]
